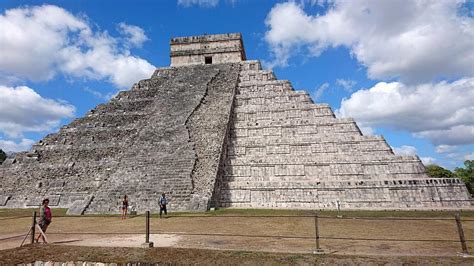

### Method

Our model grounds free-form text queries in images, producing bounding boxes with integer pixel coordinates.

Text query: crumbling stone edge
[185,69,220,211]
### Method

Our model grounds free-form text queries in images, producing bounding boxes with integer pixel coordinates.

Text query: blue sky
[0,0,473,169]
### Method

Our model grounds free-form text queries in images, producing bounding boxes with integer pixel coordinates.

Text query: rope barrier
[144,214,474,222]
[319,236,461,243]
[1,230,472,243]
[0,234,26,241]
[2,213,472,221]
[40,232,146,235]
[52,214,146,218]
[0,215,31,221]
[149,231,471,243]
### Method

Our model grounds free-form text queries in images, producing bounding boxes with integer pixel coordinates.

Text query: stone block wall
[216,60,472,210]
[170,33,246,66]
[0,63,240,214]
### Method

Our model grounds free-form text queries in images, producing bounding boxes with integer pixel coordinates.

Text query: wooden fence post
[142,211,154,248]
[455,212,468,254]
[313,213,325,253]
[30,211,36,244]
[146,210,150,243]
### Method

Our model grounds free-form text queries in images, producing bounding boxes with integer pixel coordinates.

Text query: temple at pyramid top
[170,33,246,66]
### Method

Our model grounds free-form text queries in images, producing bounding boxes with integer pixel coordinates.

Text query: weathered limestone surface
[217,60,472,210]
[0,63,240,213]
[187,63,240,210]
[0,33,471,213]
[170,33,246,67]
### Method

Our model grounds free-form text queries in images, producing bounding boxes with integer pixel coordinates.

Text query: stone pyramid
[0,33,471,214]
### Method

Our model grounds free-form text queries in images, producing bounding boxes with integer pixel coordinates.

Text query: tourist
[121,195,129,220]
[159,193,168,218]
[36,198,52,243]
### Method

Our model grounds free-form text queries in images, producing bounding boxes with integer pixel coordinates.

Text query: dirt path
[2,245,474,265]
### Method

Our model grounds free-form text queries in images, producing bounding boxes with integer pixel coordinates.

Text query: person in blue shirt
[159,193,168,218]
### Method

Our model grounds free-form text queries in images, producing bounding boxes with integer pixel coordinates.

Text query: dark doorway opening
[205,56,212,64]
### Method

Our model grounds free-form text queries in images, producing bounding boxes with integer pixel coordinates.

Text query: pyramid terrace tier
[218,178,471,210]
[224,158,426,178]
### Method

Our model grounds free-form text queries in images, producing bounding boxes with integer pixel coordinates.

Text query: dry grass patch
[1,208,473,256]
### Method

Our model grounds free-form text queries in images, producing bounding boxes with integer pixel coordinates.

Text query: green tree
[0,149,6,164]
[425,164,454,178]
[454,160,474,195]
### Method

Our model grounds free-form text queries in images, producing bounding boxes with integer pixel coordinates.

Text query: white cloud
[178,0,220,7]
[264,1,474,83]
[118,22,149,47]
[392,145,436,166]
[337,78,474,146]
[336,79,356,92]
[464,153,474,160]
[0,85,75,138]
[392,145,417,156]
[0,138,35,153]
[420,157,436,165]
[314,82,329,100]
[436,145,456,154]
[415,125,474,147]
[358,126,374,136]
[0,5,155,89]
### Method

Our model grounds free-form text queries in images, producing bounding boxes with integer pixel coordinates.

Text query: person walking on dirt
[159,193,168,218]
[36,198,52,243]
[121,195,129,220]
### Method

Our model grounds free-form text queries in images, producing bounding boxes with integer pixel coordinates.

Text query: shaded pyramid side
[217,60,471,210]
[0,63,241,213]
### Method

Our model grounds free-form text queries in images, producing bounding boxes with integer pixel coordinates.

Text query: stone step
[229,134,385,146]
[235,94,313,106]
[233,122,365,135]
[233,102,334,113]
[94,98,155,114]
[226,154,423,166]
[240,60,262,71]
[234,106,335,120]
[239,70,276,82]
[220,177,464,190]
[235,102,320,113]
[238,79,293,90]
[222,168,426,181]
[150,67,175,79]
[235,87,306,98]
[232,113,347,125]
[230,128,362,141]
[233,118,359,130]
[67,113,149,130]
[228,147,392,157]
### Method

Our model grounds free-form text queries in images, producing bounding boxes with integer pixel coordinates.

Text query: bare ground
[1,209,474,264]
[2,245,474,265]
